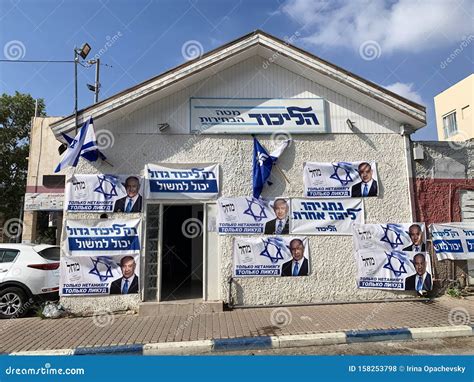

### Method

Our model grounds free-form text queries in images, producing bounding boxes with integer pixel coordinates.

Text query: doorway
[161,205,204,301]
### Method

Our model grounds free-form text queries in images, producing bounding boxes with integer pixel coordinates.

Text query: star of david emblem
[89,257,114,282]
[94,175,118,200]
[243,198,268,222]
[380,224,404,248]
[329,162,354,186]
[383,251,408,277]
[70,139,78,149]
[260,237,285,264]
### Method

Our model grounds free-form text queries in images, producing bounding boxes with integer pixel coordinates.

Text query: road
[218,337,474,355]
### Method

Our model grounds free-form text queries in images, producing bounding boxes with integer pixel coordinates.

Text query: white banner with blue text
[290,198,364,235]
[145,163,219,199]
[60,218,141,296]
[63,218,141,256]
[190,97,326,134]
[233,236,310,277]
[217,197,277,234]
[430,223,474,260]
[352,223,432,291]
[65,174,143,213]
[303,161,378,198]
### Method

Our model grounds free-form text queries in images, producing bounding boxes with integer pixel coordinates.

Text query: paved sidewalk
[1,296,473,354]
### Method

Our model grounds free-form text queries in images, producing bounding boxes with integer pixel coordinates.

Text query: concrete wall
[58,56,418,311]
[413,140,474,284]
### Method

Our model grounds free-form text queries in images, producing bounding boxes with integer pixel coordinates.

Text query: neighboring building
[47,30,427,314]
[412,140,474,286]
[23,117,65,245]
[434,74,473,141]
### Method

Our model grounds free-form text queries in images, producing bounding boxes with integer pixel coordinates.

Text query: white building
[49,30,426,314]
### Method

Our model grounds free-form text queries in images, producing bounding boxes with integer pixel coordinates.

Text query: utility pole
[94,58,100,103]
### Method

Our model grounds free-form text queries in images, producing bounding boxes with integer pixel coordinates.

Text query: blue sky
[0,0,472,140]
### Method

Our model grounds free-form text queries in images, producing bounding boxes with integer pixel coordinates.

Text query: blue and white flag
[252,137,291,198]
[54,117,106,173]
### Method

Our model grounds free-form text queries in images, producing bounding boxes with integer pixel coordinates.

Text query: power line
[0,59,73,63]
[0,59,113,67]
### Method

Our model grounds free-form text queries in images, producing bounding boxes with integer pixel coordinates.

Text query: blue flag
[252,137,291,198]
[55,116,106,173]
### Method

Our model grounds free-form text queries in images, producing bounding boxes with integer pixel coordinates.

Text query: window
[0,250,19,263]
[443,111,458,138]
[37,247,60,261]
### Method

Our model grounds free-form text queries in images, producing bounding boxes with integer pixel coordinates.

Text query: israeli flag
[252,137,291,198]
[54,116,106,173]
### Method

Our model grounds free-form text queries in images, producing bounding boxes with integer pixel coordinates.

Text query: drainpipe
[400,124,417,221]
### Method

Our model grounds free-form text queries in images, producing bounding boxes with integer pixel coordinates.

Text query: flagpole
[274,163,290,184]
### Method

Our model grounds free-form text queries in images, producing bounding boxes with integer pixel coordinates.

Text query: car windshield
[37,247,60,261]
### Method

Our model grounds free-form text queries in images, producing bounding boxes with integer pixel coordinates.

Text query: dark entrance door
[161,205,203,301]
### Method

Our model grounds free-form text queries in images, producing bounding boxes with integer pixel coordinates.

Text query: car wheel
[0,287,28,319]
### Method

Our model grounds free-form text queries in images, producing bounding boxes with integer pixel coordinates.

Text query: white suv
[0,244,60,319]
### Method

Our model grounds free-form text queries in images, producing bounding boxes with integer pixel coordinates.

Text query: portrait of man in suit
[351,162,378,197]
[281,238,309,276]
[110,256,139,294]
[264,198,290,234]
[113,176,142,213]
[403,224,426,252]
[404,253,432,292]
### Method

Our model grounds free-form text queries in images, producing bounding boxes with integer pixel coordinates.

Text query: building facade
[434,74,473,142]
[46,31,428,314]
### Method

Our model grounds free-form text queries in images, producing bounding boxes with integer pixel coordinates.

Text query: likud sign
[145,164,219,199]
[190,98,326,134]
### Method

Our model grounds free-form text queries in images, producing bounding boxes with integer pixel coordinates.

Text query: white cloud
[282,0,473,53]
[384,82,423,104]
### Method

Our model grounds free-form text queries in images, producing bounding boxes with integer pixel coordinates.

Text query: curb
[8,325,473,356]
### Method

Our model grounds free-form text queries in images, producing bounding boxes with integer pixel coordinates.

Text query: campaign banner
[431,223,474,260]
[190,97,327,134]
[233,236,309,277]
[63,219,141,256]
[218,197,274,234]
[290,198,364,235]
[352,223,432,291]
[65,174,143,213]
[60,254,140,296]
[24,193,64,211]
[145,164,219,199]
[303,161,378,198]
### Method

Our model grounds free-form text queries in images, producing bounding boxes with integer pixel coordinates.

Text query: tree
[0,92,46,222]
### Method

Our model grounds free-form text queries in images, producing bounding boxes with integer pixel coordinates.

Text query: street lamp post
[74,43,91,134]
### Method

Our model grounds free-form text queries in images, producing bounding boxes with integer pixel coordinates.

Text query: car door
[0,249,20,282]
